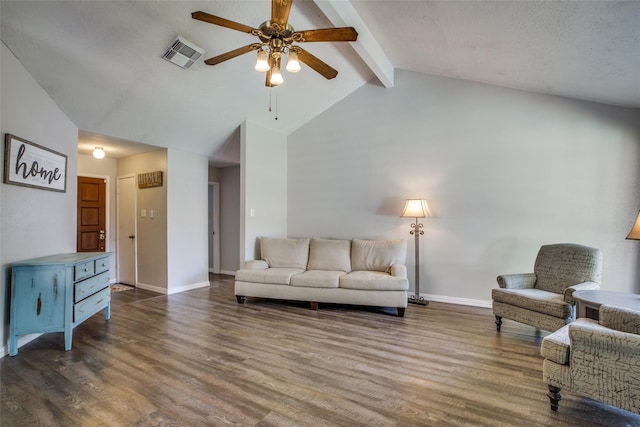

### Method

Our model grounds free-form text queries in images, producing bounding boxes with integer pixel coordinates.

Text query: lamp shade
[254,50,269,72]
[626,210,640,240]
[401,199,431,218]
[270,64,284,85]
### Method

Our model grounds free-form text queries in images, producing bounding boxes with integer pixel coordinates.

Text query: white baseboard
[421,293,492,308]
[167,281,210,295]
[0,333,43,358]
[220,270,236,276]
[137,280,211,295]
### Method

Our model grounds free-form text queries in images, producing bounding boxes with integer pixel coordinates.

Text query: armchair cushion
[491,288,572,318]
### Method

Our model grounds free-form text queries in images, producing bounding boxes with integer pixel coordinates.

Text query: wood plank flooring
[1,274,639,426]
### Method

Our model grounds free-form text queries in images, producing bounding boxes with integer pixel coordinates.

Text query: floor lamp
[401,199,431,306]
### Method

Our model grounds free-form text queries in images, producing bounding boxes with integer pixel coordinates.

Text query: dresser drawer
[75,271,110,302]
[74,287,110,324]
[74,261,95,281]
[95,256,110,274]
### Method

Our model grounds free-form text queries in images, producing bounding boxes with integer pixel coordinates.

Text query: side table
[573,290,640,321]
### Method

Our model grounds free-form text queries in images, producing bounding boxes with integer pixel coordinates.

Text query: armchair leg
[547,385,562,411]
[495,316,502,331]
[236,295,245,304]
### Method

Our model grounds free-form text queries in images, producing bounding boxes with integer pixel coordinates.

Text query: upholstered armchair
[492,243,602,332]
[541,305,640,414]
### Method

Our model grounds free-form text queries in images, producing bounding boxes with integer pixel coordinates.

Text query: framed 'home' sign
[3,134,67,192]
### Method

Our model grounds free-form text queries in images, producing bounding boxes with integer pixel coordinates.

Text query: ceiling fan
[192,0,358,87]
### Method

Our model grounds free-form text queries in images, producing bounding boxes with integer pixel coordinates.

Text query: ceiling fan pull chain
[275,88,278,121]
[269,88,272,113]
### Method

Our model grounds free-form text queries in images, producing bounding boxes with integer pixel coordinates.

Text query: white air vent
[162,36,204,69]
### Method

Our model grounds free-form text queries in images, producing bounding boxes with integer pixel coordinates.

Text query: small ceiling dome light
[93,146,105,159]
[270,63,284,86]
[255,49,269,72]
[286,50,301,72]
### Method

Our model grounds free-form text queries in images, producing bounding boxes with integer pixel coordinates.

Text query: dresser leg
[105,303,111,320]
[64,329,73,351]
[9,334,18,356]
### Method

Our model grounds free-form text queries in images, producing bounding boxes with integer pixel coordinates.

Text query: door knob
[129,235,135,239]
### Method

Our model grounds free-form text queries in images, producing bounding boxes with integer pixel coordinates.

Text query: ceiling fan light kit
[192,0,358,87]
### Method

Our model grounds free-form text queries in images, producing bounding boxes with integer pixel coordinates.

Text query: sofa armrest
[563,281,600,304]
[243,260,269,270]
[390,264,407,278]
[496,273,536,289]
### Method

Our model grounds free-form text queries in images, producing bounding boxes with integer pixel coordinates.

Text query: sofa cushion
[351,239,406,273]
[340,271,409,291]
[491,288,572,318]
[290,270,345,288]
[541,324,571,365]
[261,237,310,269]
[235,268,305,285]
[307,238,351,272]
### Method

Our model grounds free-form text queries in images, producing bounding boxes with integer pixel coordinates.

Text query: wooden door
[77,176,106,252]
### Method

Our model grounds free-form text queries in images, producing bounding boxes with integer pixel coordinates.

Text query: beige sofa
[234,237,409,316]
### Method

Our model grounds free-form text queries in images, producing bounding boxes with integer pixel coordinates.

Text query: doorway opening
[208,182,221,274]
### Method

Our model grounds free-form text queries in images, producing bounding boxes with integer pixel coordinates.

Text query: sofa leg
[495,315,502,331]
[547,385,562,411]
[397,308,405,317]
[236,295,245,304]
[310,302,318,311]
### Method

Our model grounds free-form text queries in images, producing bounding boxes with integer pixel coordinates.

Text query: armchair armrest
[390,264,407,278]
[496,273,536,289]
[243,260,269,270]
[599,305,640,334]
[569,319,640,363]
[563,281,600,304]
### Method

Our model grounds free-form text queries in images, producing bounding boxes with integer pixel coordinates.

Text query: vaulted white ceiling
[2,1,638,164]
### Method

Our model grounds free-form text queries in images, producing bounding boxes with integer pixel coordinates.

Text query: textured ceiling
[2,1,638,164]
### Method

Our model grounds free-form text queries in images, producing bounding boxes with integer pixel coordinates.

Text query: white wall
[220,165,240,274]
[1,42,79,353]
[166,148,209,293]
[288,70,640,306]
[241,121,288,263]
[78,153,118,275]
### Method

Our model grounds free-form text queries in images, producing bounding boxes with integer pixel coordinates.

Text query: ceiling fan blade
[271,0,293,28]
[295,48,338,80]
[293,27,358,43]
[204,44,257,66]
[192,11,256,34]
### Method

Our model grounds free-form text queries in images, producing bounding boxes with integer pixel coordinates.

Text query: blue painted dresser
[9,252,112,356]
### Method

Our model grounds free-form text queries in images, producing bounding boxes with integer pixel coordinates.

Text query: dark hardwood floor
[1,274,638,426]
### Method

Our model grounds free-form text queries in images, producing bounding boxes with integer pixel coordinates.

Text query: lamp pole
[409,218,427,305]
[401,199,431,306]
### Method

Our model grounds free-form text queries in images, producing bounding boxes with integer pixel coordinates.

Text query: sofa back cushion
[261,237,310,269]
[307,238,352,272]
[351,239,406,273]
